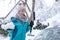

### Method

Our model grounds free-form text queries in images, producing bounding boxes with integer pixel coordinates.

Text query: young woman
[9,3,31,40]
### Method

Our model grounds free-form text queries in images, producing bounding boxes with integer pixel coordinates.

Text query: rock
[34,27,60,40]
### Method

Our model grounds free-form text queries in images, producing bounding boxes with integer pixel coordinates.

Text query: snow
[35,0,60,22]
[1,22,15,30]
[26,29,43,40]
[45,13,60,29]
[32,13,60,40]
[26,0,60,40]
[0,0,20,18]
[44,0,55,7]
[0,35,10,40]
[0,0,60,40]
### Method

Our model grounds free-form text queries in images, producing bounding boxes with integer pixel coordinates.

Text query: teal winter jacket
[8,17,31,40]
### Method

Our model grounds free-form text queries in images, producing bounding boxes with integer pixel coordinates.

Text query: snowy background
[0,0,60,40]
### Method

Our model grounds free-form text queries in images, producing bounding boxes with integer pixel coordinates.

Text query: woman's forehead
[19,9,25,11]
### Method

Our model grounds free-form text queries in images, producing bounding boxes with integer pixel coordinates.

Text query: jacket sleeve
[8,17,17,36]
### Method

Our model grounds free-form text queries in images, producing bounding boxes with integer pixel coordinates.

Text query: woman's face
[18,9,25,15]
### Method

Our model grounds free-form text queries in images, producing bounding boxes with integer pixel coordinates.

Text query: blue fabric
[9,18,31,40]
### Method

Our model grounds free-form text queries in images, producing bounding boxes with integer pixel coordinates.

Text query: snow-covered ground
[26,0,60,40]
[26,13,60,40]
[0,35,10,40]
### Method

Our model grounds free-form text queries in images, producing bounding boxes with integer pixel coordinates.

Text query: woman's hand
[29,21,34,27]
